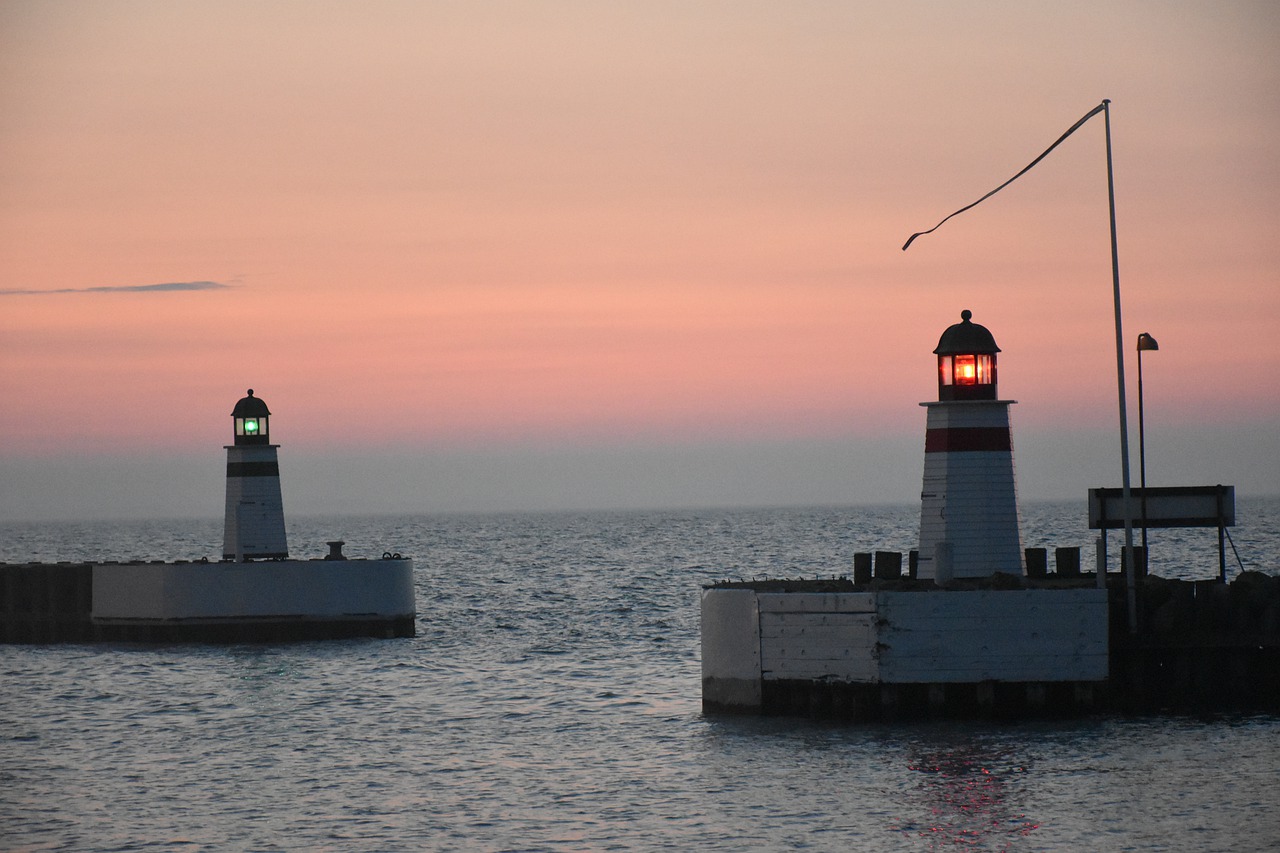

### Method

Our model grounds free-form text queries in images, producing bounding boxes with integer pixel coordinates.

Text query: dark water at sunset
[3,500,1279,851]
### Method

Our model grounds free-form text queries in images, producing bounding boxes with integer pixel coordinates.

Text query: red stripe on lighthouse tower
[924,426,1012,453]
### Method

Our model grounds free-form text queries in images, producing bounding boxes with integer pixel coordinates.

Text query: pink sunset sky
[1,1,1277,521]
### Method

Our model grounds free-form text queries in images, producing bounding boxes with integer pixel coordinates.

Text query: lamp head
[934,310,1000,401]
[231,389,272,445]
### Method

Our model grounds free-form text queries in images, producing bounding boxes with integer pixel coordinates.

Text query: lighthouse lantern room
[233,391,271,445]
[918,311,1024,582]
[936,309,999,400]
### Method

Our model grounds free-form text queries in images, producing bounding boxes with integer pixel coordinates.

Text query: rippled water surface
[3,501,1279,851]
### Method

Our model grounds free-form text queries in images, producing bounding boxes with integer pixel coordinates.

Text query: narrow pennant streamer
[902,101,1108,251]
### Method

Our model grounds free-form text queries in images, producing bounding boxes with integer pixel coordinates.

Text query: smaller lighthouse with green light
[223,389,288,560]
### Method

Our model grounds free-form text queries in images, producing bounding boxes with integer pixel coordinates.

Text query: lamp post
[1136,332,1159,564]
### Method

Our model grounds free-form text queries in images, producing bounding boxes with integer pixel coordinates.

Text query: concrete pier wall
[701,588,762,709]
[1,563,95,643]
[703,586,1107,716]
[93,559,414,620]
[703,571,1280,718]
[1,558,416,643]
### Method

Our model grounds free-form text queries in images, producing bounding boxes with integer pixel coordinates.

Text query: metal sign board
[1088,485,1234,530]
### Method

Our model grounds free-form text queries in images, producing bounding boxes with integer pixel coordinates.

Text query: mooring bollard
[1056,546,1081,577]
[1025,547,1048,579]
[853,553,872,584]
[874,551,902,580]
[934,542,953,586]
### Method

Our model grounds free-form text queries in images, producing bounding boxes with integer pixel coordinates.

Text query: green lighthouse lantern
[232,389,271,445]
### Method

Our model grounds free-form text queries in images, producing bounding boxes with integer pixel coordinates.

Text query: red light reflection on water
[892,745,1039,850]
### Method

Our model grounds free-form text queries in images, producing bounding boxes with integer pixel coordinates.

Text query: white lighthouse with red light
[917,311,1024,581]
[700,310,1110,716]
[223,389,288,560]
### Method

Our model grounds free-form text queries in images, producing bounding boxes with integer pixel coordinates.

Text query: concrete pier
[1,557,416,644]
[0,389,419,645]
[702,569,1280,719]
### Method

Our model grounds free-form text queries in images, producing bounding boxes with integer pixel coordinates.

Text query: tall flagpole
[1103,99,1139,635]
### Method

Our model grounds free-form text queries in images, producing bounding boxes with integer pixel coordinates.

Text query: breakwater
[704,569,1280,718]
[0,559,416,643]
[1109,570,1280,713]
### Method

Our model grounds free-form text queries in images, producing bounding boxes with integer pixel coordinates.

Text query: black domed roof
[934,310,1000,355]
[231,389,271,417]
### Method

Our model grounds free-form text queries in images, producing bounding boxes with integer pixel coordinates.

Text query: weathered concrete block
[701,588,761,711]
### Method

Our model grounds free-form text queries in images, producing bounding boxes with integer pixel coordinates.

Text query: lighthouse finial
[961,310,972,322]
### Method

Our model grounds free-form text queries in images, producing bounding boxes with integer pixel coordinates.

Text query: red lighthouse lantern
[935,310,999,401]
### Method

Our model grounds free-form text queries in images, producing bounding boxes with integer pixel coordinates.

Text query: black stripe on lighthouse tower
[227,461,281,477]
[924,427,1012,453]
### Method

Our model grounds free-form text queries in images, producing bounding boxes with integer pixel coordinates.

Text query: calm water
[3,500,1279,851]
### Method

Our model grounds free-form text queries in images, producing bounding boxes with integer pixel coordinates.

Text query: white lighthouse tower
[917,311,1024,582]
[223,389,288,560]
